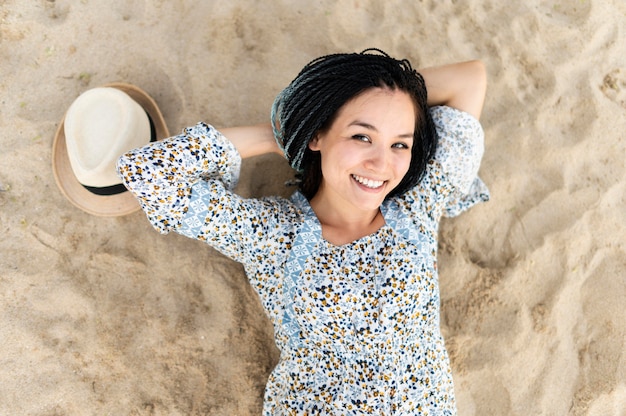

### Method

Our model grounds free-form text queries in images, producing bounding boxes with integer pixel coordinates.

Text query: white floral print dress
[117,106,489,415]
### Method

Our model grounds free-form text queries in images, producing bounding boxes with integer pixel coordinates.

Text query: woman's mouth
[352,174,385,189]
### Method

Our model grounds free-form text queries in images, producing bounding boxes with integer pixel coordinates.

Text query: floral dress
[117,106,489,415]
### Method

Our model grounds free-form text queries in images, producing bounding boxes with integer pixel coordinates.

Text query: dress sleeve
[430,106,490,217]
[117,122,292,266]
[117,122,241,233]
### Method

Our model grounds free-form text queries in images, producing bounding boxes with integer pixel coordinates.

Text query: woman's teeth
[352,174,384,189]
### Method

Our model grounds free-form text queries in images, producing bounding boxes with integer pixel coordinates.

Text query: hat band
[83,183,128,196]
[81,111,157,196]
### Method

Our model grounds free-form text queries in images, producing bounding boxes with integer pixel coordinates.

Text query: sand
[1,0,625,415]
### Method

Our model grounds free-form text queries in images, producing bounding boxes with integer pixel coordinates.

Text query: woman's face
[309,87,415,215]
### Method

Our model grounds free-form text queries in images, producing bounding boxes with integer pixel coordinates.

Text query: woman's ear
[308,135,321,151]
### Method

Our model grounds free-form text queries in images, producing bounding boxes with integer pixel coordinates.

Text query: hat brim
[52,82,170,217]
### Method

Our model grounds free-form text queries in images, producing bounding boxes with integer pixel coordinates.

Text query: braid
[271,49,438,199]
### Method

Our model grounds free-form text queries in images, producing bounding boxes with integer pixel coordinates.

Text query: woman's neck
[309,195,385,245]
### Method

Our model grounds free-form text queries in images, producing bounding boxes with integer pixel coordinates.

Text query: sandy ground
[1,1,625,415]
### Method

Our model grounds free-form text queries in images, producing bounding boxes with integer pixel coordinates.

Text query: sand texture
[1,0,625,415]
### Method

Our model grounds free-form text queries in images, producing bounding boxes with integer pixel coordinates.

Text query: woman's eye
[352,134,370,143]
[392,142,410,149]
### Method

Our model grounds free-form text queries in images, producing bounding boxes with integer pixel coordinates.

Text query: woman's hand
[420,60,487,120]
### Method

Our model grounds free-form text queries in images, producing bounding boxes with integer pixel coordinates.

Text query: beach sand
[1,0,625,415]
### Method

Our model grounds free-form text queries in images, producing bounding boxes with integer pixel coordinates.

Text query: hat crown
[64,87,150,187]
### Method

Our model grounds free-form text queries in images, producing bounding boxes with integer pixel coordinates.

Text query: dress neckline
[290,191,395,249]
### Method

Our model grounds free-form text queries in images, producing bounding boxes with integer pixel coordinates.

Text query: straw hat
[52,83,169,216]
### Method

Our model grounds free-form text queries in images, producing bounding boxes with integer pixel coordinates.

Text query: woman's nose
[363,146,390,171]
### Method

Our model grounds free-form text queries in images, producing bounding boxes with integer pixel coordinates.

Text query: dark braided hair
[271,48,438,200]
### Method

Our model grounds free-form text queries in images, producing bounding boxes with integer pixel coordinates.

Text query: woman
[118,49,488,415]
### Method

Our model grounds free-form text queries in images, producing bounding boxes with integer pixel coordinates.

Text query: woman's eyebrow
[348,120,414,139]
[349,120,377,131]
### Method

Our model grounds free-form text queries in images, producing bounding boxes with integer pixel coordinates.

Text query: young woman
[118,49,488,415]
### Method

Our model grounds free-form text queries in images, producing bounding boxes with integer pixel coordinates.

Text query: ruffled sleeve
[117,123,298,270]
[116,122,241,233]
[430,106,489,217]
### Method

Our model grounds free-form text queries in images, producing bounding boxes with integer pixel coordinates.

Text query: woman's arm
[219,123,279,159]
[218,60,486,159]
[117,123,242,234]
[420,60,487,120]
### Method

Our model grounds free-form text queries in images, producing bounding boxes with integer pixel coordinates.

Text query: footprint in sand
[43,0,69,23]
[538,0,592,26]
[600,69,626,109]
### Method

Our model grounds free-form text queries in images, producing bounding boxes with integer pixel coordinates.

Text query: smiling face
[308,87,416,218]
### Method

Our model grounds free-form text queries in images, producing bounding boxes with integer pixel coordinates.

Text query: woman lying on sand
[118,49,488,415]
